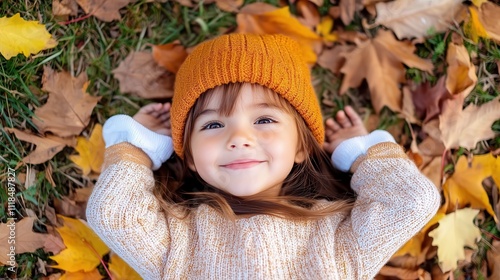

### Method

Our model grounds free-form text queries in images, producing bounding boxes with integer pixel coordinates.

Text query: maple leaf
[113,51,174,99]
[52,0,79,18]
[76,0,132,22]
[445,42,477,96]
[316,16,337,42]
[428,208,481,272]
[463,6,489,43]
[442,153,500,219]
[152,41,188,73]
[296,0,320,30]
[339,0,358,25]
[216,0,244,12]
[0,217,48,264]
[109,253,142,280]
[475,1,500,44]
[69,124,105,176]
[438,95,500,150]
[317,44,354,74]
[4,128,76,164]
[236,3,322,65]
[59,268,103,280]
[339,29,434,113]
[34,66,101,137]
[372,0,467,39]
[0,13,57,60]
[487,240,500,280]
[410,77,451,123]
[50,215,109,272]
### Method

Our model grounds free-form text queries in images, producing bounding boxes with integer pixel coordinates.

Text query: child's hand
[323,106,368,155]
[133,103,171,136]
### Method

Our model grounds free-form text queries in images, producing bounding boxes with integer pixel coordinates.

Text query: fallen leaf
[76,0,132,22]
[428,208,481,272]
[393,231,426,259]
[487,240,500,280]
[420,156,442,190]
[443,153,500,219]
[315,16,337,42]
[439,95,500,150]
[0,13,57,59]
[297,0,320,29]
[236,3,322,65]
[69,124,104,176]
[0,217,48,264]
[463,6,489,43]
[59,268,103,280]
[216,0,243,12]
[5,128,76,164]
[410,76,450,123]
[400,86,420,124]
[317,45,354,74]
[339,0,358,25]
[445,42,477,96]
[109,253,142,280]
[372,0,467,39]
[49,215,109,272]
[151,41,188,73]
[339,29,434,113]
[52,0,79,18]
[113,51,174,99]
[44,231,66,255]
[477,2,500,44]
[34,66,101,138]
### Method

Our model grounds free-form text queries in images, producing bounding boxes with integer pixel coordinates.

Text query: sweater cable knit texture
[87,142,440,279]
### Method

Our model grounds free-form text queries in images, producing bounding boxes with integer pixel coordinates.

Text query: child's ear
[294,149,306,164]
[188,160,197,172]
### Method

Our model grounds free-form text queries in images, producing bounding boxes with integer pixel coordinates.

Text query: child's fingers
[325,118,341,133]
[336,110,352,128]
[138,103,162,113]
[344,106,363,126]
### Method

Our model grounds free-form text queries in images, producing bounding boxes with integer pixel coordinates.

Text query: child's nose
[226,126,255,150]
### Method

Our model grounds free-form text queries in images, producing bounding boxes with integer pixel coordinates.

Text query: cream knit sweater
[87,141,440,280]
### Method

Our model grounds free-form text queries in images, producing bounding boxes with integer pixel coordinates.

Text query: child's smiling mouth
[221,160,265,170]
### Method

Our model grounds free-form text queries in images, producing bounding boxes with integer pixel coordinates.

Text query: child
[87,33,440,279]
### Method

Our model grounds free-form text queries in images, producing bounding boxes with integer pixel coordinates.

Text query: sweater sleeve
[334,142,441,279]
[86,142,170,279]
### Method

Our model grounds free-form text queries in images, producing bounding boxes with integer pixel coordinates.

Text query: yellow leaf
[236,3,321,65]
[393,231,426,258]
[463,6,489,43]
[109,253,143,280]
[69,124,105,176]
[50,215,109,272]
[316,16,337,42]
[59,269,103,280]
[442,153,499,220]
[0,13,57,60]
[428,208,481,272]
[471,0,488,7]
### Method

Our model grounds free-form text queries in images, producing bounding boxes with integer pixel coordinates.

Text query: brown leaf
[421,156,442,190]
[216,0,244,12]
[152,40,188,73]
[112,51,174,99]
[296,0,320,29]
[52,0,78,17]
[372,0,467,39]
[175,0,193,7]
[317,45,354,74]
[43,231,66,255]
[400,86,420,124]
[377,265,420,279]
[0,217,48,264]
[76,0,132,22]
[5,128,76,164]
[339,29,434,113]
[488,240,500,280]
[439,95,500,150]
[418,136,445,157]
[411,76,451,123]
[478,2,500,44]
[339,0,359,25]
[445,42,477,96]
[35,66,101,137]
[236,3,322,65]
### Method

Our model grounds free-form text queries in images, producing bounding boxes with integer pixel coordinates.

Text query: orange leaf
[76,0,132,22]
[69,124,104,176]
[215,0,244,12]
[152,41,188,73]
[236,3,321,65]
[445,42,477,96]
[109,253,142,280]
[59,268,103,280]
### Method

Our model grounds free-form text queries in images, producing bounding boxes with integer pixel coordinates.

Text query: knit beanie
[171,33,324,157]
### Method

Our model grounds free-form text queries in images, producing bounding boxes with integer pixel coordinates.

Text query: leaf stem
[81,238,114,280]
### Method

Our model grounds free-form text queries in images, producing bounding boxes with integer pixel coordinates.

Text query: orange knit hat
[171,33,324,157]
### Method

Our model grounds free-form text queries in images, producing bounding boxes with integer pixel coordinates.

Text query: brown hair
[153,83,356,221]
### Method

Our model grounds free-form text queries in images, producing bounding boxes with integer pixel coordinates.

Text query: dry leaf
[339,0,358,25]
[5,128,76,164]
[487,240,500,280]
[439,95,500,150]
[44,232,66,255]
[49,215,109,272]
[393,231,426,259]
[76,0,132,22]
[377,265,420,279]
[216,0,244,12]
[0,217,48,264]
[113,51,174,99]
[0,13,57,59]
[236,3,322,65]
[296,0,320,29]
[59,268,103,280]
[52,0,79,17]
[463,6,489,43]
[35,66,101,138]
[317,45,354,74]
[411,76,450,123]
[420,156,442,190]
[443,153,500,219]
[151,41,188,73]
[477,2,500,44]
[339,29,434,113]
[109,253,142,280]
[445,42,477,96]
[372,0,467,39]
[428,208,481,272]
[315,16,337,42]
[69,124,104,176]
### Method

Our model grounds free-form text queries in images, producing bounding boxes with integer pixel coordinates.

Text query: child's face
[189,84,304,197]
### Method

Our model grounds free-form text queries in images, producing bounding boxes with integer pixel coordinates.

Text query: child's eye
[255,117,275,124]
[202,122,223,130]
